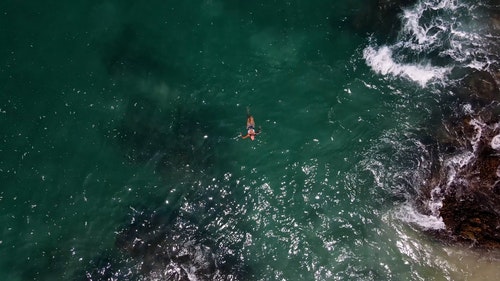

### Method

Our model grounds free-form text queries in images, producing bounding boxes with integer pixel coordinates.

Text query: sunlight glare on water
[0,0,499,280]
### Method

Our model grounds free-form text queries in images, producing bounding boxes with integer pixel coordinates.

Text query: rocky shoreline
[418,69,500,249]
[417,5,500,249]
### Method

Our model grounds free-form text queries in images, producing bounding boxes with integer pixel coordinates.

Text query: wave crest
[363,45,450,87]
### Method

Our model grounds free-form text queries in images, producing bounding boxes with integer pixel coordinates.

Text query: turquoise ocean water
[1,0,499,280]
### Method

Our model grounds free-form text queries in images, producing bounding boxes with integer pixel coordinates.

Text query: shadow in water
[79,204,249,281]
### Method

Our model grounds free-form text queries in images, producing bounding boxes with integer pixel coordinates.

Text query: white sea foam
[364,0,497,87]
[468,118,485,152]
[400,0,460,50]
[491,135,500,150]
[363,46,450,87]
[414,150,476,225]
[394,202,445,230]
[443,150,475,186]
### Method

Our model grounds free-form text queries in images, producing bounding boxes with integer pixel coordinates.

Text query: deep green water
[1,1,499,280]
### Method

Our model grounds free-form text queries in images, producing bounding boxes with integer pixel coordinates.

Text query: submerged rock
[83,207,246,280]
[112,207,246,281]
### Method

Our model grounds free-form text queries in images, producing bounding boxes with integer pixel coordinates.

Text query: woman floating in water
[241,108,261,141]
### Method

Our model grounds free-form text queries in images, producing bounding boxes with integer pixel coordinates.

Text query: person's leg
[247,116,255,129]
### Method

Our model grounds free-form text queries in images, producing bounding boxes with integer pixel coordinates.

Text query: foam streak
[363,46,450,87]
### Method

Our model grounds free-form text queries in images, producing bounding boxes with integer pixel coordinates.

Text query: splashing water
[363,45,451,87]
[1,1,499,280]
[364,0,499,87]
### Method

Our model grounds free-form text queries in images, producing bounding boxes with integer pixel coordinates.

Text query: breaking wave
[363,45,450,87]
[363,0,499,87]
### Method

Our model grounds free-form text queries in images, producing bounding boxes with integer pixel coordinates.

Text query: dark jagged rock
[438,116,500,247]
[440,183,500,248]
[457,71,500,104]
[418,70,500,248]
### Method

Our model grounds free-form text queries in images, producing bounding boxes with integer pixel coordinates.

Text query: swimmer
[241,108,261,141]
